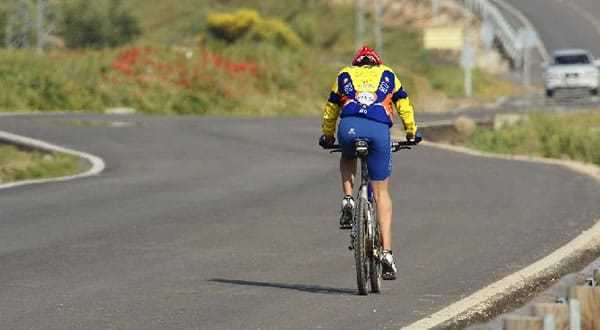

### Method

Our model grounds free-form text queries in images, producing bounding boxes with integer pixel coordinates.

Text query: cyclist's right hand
[318,134,336,149]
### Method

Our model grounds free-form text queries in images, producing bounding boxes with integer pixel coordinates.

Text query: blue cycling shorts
[337,116,391,181]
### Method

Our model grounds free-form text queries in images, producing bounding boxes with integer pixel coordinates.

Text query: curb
[403,142,600,329]
[0,130,106,190]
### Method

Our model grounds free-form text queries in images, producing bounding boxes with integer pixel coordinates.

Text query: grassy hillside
[0,0,516,115]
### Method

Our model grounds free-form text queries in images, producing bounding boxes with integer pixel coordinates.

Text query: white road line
[403,142,600,329]
[0,130,105,190]
[555,0,600,40]
[0,111,85,117]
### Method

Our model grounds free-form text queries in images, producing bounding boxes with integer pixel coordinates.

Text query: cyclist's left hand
[406,131,423,144]
[318,134,335,149]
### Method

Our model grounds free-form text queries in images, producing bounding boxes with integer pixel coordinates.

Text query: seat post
[353,139,370,187]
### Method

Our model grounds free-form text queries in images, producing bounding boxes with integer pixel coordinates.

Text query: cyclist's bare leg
[340,156,356,196]
[371,179,392,250]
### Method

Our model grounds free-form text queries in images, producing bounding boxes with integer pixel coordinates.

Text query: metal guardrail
[462,0,521,66]
[460,0,548,68]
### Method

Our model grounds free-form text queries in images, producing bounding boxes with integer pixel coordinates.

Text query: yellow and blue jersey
[321,65,417,137]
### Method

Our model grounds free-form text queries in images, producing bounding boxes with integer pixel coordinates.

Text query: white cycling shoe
[339,195,355,229]
[382,250,397,280]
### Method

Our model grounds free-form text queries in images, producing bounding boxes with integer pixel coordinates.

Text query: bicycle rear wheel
[354,197,369,295]
[368,200,382,293]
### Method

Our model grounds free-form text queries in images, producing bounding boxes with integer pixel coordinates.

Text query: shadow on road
[209,278,356,296]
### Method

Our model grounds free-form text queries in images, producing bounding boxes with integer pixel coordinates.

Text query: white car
[544,49,599,97]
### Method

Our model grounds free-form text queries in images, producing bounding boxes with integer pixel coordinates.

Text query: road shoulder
[404,141,600,329]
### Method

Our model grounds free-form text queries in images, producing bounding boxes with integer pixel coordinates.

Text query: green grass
[467,112,600,166]
[0,145,82,183]
[0,0,518,115]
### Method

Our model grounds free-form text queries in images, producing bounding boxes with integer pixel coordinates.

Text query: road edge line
[0,130,106,190]
[403,141,600,329]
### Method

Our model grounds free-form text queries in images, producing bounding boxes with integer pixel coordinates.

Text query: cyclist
[318,45,420,280]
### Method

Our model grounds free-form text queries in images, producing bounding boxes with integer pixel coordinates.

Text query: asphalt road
[0,114,598,329]
[3,2,600,329]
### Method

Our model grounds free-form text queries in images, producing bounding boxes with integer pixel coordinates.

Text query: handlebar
[391,140,420,152]
[325,140,420,153]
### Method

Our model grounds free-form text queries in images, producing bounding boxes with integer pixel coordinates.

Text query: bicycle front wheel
[354,197,369,295]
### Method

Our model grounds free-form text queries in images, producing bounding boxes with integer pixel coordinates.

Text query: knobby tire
[354,197,369,295]
[369,200,382,293]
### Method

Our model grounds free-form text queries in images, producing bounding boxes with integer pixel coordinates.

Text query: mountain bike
[328,139,417,295]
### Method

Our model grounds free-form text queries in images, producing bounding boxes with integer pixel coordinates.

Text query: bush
[206,9,302,48]
[206,9,259,42]
[60,0,140,48]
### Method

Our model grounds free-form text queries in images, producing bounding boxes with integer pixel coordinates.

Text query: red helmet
[352,45,383,66]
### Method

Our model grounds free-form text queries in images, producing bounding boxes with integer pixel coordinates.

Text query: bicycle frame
[350,139,382,294]
[354,139,371,202]
[354,141,377,252]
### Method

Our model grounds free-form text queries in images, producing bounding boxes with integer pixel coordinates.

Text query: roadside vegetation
[0,0,517,115]
[0,145,82,183]
[467,112,600,166]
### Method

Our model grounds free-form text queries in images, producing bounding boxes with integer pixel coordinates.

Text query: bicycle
[327,139,418,295]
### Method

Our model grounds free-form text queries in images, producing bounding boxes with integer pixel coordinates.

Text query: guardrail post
[569,299,581,330]
[569,286,600,330]
[531,303,568,330]
[503,316,544,330]
[543,315,555,330]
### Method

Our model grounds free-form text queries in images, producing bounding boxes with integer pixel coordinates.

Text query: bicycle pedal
[383,272,396,280]
[348,245,354,250]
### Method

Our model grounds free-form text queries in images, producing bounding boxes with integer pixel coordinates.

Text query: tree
[60,0,140,48]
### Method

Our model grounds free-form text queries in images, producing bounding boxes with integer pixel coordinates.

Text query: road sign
[460,44,476,69]
[461,43,476,97]
[516,28,538,50]
[517,29,537,85]
[432,0,440,15]
[423,27,463,50]
[524,30,538,48]
[481,21,495,49]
